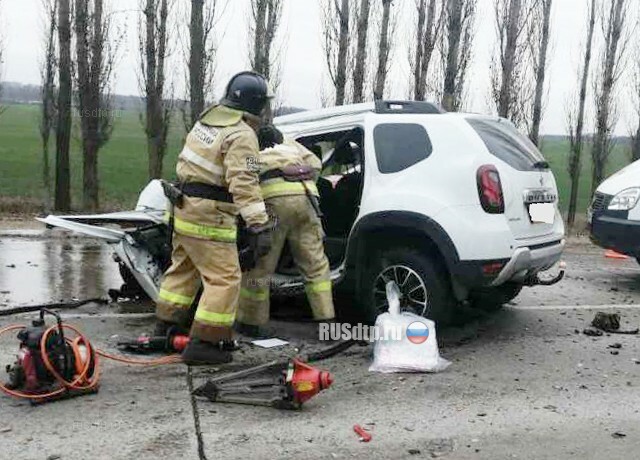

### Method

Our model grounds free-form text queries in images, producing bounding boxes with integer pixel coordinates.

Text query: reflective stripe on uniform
[165,213,237,242]
[240,287,269,301]
[158,288,194,307]
[305,280,332,294]
[260,180,319,199]
[194,309,236,326]
[239,201,267,221]
[179,146,224,177]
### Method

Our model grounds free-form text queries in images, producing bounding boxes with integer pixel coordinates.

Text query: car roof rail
[375,100,445,115]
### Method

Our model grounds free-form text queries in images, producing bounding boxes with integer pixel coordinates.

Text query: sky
[1,0,638,135]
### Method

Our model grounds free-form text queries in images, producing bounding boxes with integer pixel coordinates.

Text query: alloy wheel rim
[373,265,429,317]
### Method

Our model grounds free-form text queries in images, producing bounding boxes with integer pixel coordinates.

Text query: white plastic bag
[368,281,451,373]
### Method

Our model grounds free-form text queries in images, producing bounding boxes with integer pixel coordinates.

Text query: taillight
[477,165,504,214]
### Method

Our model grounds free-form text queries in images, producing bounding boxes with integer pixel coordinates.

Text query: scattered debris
[583,327,603,337]
[5,264,15,268]
[353,424,372,442]
[611,432,626,439]
[251,338,289,349]
[0,426,12,433]
[610,351,619,356]
[408,449,421,455]
[608,343,622,349]
[591,312,639,335]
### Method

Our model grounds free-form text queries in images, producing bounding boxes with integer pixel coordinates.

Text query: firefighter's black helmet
[220,71,273,116]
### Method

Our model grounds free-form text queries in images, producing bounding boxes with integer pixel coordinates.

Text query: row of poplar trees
[23,0,640,219]
[38,0,279,212]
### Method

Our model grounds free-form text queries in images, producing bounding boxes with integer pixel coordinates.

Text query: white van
[588,159,640,261]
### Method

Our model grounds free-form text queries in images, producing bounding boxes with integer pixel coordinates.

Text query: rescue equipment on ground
[0,310,182,404]
[116,329,238,354]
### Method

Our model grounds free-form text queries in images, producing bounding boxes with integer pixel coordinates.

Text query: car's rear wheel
[360,247,455,325]
[470,282,523,311]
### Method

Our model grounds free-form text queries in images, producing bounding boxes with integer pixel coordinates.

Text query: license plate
[528,203,555,224]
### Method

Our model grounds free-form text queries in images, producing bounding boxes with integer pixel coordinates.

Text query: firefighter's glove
[247,222,273,259]
[281,164,315,182]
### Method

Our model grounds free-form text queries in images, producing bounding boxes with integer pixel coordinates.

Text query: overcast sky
[1,0,638,135]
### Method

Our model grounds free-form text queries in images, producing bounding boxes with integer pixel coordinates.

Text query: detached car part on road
[39,100,565,324]
[589,158,640,263]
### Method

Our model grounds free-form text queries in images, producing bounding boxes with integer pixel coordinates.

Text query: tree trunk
[631,126,640,162]
[591,0,626,195]
[41,0,57,202]
[417,0,438,101]
[498,0,522,118]
[566,0,595,228]
[253,0,267,75]
[374,0,392,100]
[335,0,350,106]
[442,0,462,111]
[413,0,426,100]
[529,0,552,146]
[352,0,371,103]
[189,0,205,127]
[55,0,72,211]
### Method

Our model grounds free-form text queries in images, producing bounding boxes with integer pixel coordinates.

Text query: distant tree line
[0,0,638,219]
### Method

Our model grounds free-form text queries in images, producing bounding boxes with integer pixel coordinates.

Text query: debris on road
[582,327,603,337]
[608,343,622,349]
[612,432,627,439]
[353,424,372,443]
[585,312,639,335]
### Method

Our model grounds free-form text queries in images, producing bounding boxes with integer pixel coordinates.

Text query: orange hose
[0,321,183,402]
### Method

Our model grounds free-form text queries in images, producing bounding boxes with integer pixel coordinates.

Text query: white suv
[274,100,565,322]
[39,100,565,324]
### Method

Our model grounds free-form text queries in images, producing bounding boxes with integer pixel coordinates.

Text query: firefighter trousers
[156,232,240,343]
[237,195,335,326]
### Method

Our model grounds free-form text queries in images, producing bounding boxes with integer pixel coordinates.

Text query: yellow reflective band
[305,280,332,294]
[194,309,236,326]
[164,213,237,242]
[260,180,319,199]
[240,287,269,301]
[158,289,194,307]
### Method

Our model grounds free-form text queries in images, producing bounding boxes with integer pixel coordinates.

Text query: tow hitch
[524,261,566,286]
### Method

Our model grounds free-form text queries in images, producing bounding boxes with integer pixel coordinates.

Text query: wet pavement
[1,230,640,459]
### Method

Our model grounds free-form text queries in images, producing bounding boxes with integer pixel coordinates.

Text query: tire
[359,247,456,325]
[470,282,523,311]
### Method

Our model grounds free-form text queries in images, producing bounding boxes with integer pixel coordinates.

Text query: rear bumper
[489,239,565,286]
[590,213,640,257]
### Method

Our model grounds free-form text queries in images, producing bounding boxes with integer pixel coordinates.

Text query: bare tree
[566,0,596,228]
[249,0,283,83]
[352,0,371,103]
[0,0,4,116]
[373,0,394,100]
[441,0,477,111]
[140,0,173,180]
[491,0,537,126]
[591,0,629,194]
[75,0,118,211]
[186,0,221,129]
[322,0,351,106]
[528,0,552,145]
[412,0,442,101]
[629,36,640,162]
[55,0,72,211]
[40,0,58,203]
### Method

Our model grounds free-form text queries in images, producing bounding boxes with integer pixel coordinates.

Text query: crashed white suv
[40,100,565,324]
[275,100,565,322]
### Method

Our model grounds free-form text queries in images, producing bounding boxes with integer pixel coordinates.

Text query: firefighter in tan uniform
[235,126,335,337]
[156,72,273,364]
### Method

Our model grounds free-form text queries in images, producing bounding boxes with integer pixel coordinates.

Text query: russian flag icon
[406,321,429,344]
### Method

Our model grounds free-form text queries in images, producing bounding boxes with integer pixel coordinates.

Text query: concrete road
[1,231,640,459]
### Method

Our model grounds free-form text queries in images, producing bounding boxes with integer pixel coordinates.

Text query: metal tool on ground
[192,358,333,410]
[116,329,238,354]
[353,424,372,442]
[1,309,183,404]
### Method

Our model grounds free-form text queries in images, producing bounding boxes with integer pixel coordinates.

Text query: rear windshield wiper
[532,161,549,169]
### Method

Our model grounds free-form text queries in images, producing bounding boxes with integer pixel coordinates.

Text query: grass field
[0,103,634,215]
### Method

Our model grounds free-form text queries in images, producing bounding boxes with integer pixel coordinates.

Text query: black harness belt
[181,182,234,203]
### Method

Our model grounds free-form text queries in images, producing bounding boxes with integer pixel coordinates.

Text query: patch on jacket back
[192,122,219,146]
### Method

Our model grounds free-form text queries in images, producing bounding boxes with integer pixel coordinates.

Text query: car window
[467,118,544,171]
[297,128,364,177]
[373,123,432,174]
